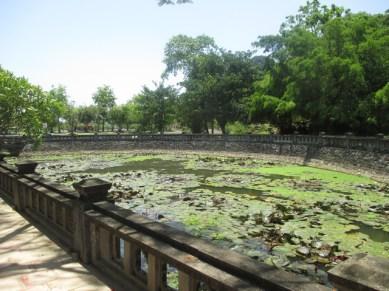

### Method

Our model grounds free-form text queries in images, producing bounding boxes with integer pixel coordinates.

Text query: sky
[0,0,387,105]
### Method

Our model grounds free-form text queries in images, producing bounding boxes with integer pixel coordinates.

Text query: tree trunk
[204,121,209,134]
[57,118,60,133]
[217,118,227,135]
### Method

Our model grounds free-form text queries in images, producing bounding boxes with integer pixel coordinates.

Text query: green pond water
[12,152,389,285]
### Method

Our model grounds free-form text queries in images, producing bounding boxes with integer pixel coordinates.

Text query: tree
[47,85,69,133]
[122,102,141,132]
[78,106,97,132]
[373,83,389,132]
[164,35,260,133]
[0,66,52,141]
[249,2,389,134]
[163,35,218,77]
[108,105,127,132]
[180,50,259,133]
[248,73,296,133]
[92,85,116,132]
[133,82,177,133]
[64,102,79,134]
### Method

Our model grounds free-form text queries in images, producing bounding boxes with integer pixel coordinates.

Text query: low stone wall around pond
[33,138,389,175]
[317,147,389,174]
[2,134,388,174]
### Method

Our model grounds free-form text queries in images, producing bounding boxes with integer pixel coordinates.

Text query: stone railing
[1,158,387,290]
[43,134,389,152]
[0,158,333,291]
[1,134,388,154]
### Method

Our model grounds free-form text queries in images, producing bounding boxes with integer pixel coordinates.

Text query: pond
[12,151,389,285]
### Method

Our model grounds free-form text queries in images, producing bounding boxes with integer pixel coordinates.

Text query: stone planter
[73,178,112,202]
[15,160,38,174]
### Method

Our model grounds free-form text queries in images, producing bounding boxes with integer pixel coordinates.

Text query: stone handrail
[1,134,388,154]
[0,159,332,291]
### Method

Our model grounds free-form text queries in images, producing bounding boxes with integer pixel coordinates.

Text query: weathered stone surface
[15,160,38,174]
[0,197,110,291]
[328,253,389,291]
[73,178,112,202]
[93,201,331,291]
[27,135,389,175]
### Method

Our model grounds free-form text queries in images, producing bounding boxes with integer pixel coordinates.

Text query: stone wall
[0,134,382,175]
[32,137,389,175]
[316,147,389,174]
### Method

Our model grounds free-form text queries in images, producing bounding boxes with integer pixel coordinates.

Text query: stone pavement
[0,197,111,291]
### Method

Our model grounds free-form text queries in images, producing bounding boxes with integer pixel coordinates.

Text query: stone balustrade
[41,134,389,153]
[1,134,388,155]
[0,159,336,291]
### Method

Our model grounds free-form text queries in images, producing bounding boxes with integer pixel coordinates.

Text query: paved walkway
[0,198,110,291]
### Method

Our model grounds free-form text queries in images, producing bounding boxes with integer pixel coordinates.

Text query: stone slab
[328,253,389,291]
[0,197,110,291]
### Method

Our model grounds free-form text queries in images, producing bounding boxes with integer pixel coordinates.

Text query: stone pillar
[14,161,38,210]
[318,132,326,147]
[345,132,353,149]
[376,133,384,152]
[72,178,112,263]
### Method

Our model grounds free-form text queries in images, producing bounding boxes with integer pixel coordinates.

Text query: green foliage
[249,2,389,134]
[163,34,218,77]
[225,121,249,134]
[78,105,97,132]
[122,102,141,132]
[108,103,141,132]
[133,82,177,133]
[108,105,126,131]
[225,122,277,135]
[92,85,116,132]
[0,66,51,141]
[164,35,260,133]
[64,103,79,134]
[374,82,389,131]
[46,85,69,133]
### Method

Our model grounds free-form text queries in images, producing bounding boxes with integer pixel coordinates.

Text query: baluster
[147,253,162,291]
[61,206,67,230]
[27,187,32,209]
[123,240,133,275]
[90,223,100,264]
[53,201,57,223]
[43,196,48,218]
[12,177,22,209]
[99,227,112,261]
[178,271,196,291]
